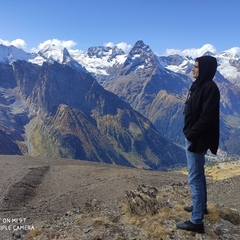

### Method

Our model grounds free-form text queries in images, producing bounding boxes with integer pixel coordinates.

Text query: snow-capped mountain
[123,40,159,72]
[158,54,193,75]
[1,42,239,86]
[29,43,88,73]
[1,40,240,159]
[158,50,240,87]
[217,51,240,87]
[71,45,127,77]
[0,44,36,64]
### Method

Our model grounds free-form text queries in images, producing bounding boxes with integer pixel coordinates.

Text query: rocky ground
[0,155,240,239]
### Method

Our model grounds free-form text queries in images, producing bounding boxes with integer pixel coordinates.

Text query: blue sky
[1,0,240,55]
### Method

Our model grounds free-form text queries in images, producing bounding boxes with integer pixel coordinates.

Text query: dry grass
[121,194,189,239]
[205,204,220,223]
[26,227,41,238]
[141,222,172,240]
[26,228,61,240]
[180,160,240,180]
[206,161,240,180]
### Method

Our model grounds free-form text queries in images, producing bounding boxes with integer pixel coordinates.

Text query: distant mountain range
[0,40,239,169]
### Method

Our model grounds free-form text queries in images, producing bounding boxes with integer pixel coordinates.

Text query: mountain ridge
[0,58,186,170]
[1,40,240,160]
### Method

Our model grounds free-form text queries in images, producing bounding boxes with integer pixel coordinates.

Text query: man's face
[192,61,199,79]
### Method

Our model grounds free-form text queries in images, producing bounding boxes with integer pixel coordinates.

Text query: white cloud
[11,39,27,49]
[0,39,10,46]
[33,39,77,52]
[104,42,115,48]
[104,41,132,53]
[164,44,217,58]
[0,38,26,49]
[116,42,132,53]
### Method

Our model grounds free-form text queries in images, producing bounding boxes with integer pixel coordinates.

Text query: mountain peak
[202,51,215,57]
[87,45,125,60]
[130,40,153,55]
[35,45,87,73]
[0,44,36,64]
[38,43,65,63]
[123,40,158,73]
[62,47,74,63]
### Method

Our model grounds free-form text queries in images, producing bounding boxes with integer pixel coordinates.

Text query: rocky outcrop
[126,184,159,215]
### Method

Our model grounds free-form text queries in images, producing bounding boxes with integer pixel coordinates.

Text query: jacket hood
[195,55,217,85]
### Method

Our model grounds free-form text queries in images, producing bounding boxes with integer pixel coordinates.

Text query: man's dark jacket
[183,56,220,154]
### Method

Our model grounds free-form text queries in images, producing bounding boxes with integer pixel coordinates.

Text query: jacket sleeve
[185,83,220,141]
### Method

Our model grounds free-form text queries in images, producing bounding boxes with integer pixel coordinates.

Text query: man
[176,55,220,233]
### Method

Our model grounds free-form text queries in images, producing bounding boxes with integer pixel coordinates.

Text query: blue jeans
[185,139,207,224]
